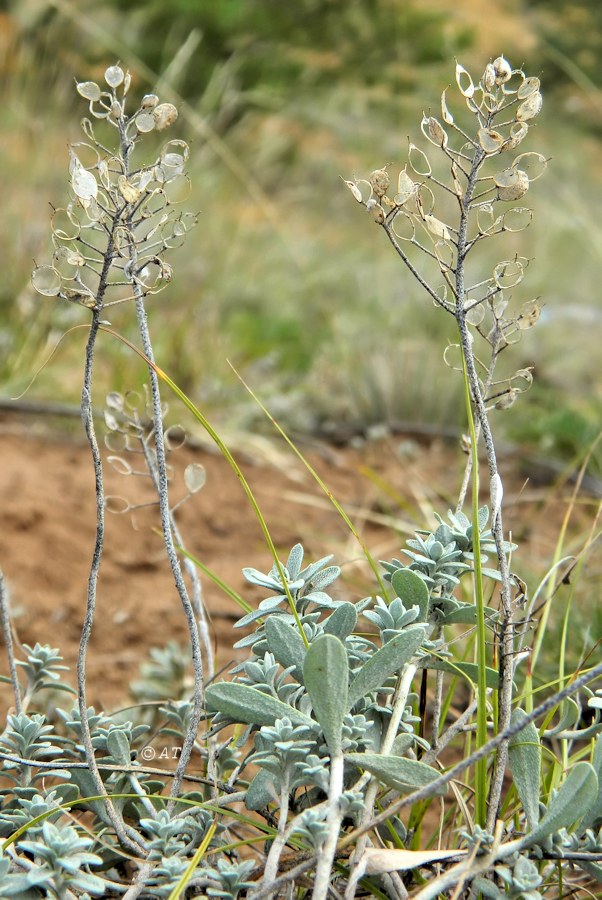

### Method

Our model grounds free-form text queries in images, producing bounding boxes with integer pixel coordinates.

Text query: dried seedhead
[32,64,197,312]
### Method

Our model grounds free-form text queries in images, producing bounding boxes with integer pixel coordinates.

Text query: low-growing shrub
[0,55,600,899]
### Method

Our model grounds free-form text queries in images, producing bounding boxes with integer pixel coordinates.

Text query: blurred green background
[1,0,601,467]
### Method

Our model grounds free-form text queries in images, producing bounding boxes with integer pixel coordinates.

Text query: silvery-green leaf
[478,505,489,530]
[68,768,111,824]
[184,463,206,494]
[419,657,499,690]
[265,616,306,681]
[303,635,348,755]
[391,569,429,621]
[576,860,602,883]
[543,698,580,737]
[348,627,425,710]
[246,769,277,811]
[107,730,131,766]
[522,762,598,848]
[391,733,414,756]
[323,602,357,640]
[577,733,602,834]
[346,752,445,794]
[286,543,304,578]
[509,708,542,831]
[206,682,314,728]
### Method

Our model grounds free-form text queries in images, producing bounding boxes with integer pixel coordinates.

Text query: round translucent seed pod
[76,81,101,101]
[104,65,124,88]
[495,168,529,201]
[184,463,206,494]
[153,103,178,131]
[369,167,390,199]
[492,56,512,84]
[141,94,160,109]
[32,266,62,296]
[135,112,156,133]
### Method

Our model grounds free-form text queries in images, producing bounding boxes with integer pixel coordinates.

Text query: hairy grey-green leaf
[543,697,580,737]
[418,657,499,690]
[303,635,349,755]
[577,733,602,835]
[346,752,446,794]
[390,569,429,621]
[391,733,414,756]
[264,617,306,682]
[509,708,541,831]
[107,730,131,767]
[206,683,314,728]
[68,768,112,824]
[323,602,358,640]
[246,769,277,811]
[522,762,598,848]
[348,627,425,711]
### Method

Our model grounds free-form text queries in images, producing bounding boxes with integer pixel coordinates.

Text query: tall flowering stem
[346,54,546,826]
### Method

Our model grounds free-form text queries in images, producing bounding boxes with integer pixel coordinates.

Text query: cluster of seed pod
[345,56,547,409]
[32,64,197,311]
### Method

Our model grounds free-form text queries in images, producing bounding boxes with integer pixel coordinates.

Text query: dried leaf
[363,847,466,876]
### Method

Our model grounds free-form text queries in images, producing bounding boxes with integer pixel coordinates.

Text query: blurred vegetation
[1,0,601,472]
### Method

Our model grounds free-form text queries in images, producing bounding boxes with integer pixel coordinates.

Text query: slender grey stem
[78,310,146,856]
[453,140,516,829]
[114,115,205,807]
[0,569,22,715]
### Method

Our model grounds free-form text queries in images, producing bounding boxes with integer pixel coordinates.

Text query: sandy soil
[0,411,596,715]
